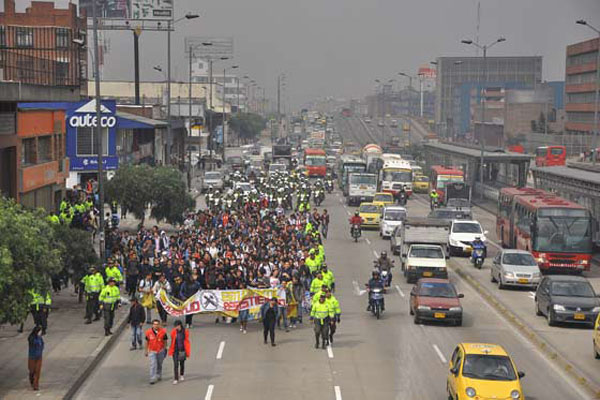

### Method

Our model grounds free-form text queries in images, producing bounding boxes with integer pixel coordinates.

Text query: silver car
[202,171,224,192]
[491,249,541,289]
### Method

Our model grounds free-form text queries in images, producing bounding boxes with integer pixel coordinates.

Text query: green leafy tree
[150,166,195,225]
[106,165,194,226]
[229,113,266,143]
[53,224,98,285]
[0,198,63,324]
[105,164,154,226]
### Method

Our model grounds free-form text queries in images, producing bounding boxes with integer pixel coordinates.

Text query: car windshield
[360,204,379,213]
[418,282,456,298]
[384,210,406,221]
[550,281,595,297]
[205,172,222,180]
[383,171,412,182]
[502,253,537,266]
[534,210,592,253]
[415,176,429,183]
[350,175,377,185]
[452,222,482,233]
[462,355,517,381]
[409,247,444,259]
[374,194,393,203]
[305,156,326,166]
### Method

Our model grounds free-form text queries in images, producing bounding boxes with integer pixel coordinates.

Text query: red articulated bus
[497,187,593,272]
[304,148,327,177]
[535,145,566,167]
[430,165,464,203]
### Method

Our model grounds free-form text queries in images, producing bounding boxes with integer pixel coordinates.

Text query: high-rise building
[565,37,599,135]
[434,56,542,139]
[191,59,246,112]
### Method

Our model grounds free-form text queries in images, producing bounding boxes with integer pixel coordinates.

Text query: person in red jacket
[349,211,363,234]
[168,320,191,384]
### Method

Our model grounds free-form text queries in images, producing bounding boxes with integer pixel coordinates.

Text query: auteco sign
[68,100,116,128]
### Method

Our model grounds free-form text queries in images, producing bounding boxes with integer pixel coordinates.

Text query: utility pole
[133,29,140,105]
[188,45,193,190]
[92,0,104,261]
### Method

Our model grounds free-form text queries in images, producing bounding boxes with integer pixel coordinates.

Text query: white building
[191,58,246,112]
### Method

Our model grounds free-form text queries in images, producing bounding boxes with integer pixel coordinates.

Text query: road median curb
[63,309,129,400]
[452,264,600,399]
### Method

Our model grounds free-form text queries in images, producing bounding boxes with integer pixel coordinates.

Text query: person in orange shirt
[145,320,168,384]
[168,320,191,384]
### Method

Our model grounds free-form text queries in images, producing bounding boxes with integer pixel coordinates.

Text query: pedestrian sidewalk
[0,287,128,400]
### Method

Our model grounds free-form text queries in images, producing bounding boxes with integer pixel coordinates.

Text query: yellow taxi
[372,192,395,208]
[447,343,525,400]
[413,175,430,193]
[358,202,382,229]
[594,314,600,359]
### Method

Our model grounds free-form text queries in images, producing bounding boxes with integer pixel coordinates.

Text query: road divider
[451,263,600,398]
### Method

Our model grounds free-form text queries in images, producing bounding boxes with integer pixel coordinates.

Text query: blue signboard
[65,99,118,171]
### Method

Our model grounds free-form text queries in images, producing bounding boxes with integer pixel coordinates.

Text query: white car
[380,206,407,239]
[202,171,224,192]
[448,219,488,256]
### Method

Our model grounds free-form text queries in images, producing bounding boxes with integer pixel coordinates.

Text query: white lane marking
[205,384,214,400]
[528,292,536,300]
[216,341,225,359]
[365,238,371,245]
[327,345,334,359]
[373,250,379,258]
[346,210,351,216]
[334,386,342,400]
[353,280,367,296]
[395,285,405,297]
[433,344,447,364]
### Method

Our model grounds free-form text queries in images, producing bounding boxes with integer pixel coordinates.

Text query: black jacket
[127,303,146,326]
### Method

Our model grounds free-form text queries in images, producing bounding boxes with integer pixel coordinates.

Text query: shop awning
[117,111,167,130]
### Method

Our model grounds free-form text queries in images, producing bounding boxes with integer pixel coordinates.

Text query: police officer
[82,266,104,324]
[99,278,121,336]
[105,258,123,286]
[27,289,50,335]
[311,294,334,349]
[321,263,335,292]
[325,289,341,344]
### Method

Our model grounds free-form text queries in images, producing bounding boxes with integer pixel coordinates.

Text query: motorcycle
[430,197,439,210]
[471,245,486,269]
[325,180,333,193]
[374,260,394,287]
[398,191,407,206]
[351,224,361,242]
[314,190,324,206]
[369,287,385,319]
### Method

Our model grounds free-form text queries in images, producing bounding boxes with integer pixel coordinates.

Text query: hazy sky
[9,0,600,108]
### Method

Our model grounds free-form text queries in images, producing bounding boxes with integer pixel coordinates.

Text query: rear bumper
[348,195,374,205]
[407,268,448,281]
[554,310,598,325]
[416,309,462,323]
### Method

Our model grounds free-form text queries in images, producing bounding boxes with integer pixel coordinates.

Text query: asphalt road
[74,190,591,400]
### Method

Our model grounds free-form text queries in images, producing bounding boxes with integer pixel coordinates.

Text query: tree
[229,113,266,143]
[150,166,195,225]
[0,198,63,324]
[106,165,194,226]
[105,164,154,226]
[53,224,98,286]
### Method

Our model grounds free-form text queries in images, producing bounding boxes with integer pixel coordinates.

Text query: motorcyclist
[349,211,363,236]
[366,270,385,311]
[396,185,407,205]
[471,236,486,261]
[375,251,394,285]
[429,189,439,209]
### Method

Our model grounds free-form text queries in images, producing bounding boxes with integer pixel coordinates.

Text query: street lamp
[399,72,424,117]
[166,12,199,170]
[576,19,600,164]
[462,36,507,197]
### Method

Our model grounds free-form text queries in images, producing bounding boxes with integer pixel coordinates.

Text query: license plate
[434,313,446,319]
[423,272,433,277]
[574,313,586,320]
[518,278,529,284]
[360,185,366,189]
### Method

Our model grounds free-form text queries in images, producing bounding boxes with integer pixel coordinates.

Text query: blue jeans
[278,306,288,329]
[149,350,166,382]
[131,325,143,347]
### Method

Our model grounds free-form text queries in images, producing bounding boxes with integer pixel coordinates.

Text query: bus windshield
[534,209,592,253]
[436,175,464,189]
[350,175,377,185]
[344,164,366,174]
[383,171,412,182]
[305,156,326,166]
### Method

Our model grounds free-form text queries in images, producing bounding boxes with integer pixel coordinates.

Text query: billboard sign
[81,0,174,31]
[131,0,173,20]
[418,65,436,79]
[185,37,234,59]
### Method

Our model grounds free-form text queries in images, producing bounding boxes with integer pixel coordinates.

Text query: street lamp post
[399,72,424,117]
[222,65,238,158]
[166,13,198,168]
[461,36,506,198]
[576,20,600,165]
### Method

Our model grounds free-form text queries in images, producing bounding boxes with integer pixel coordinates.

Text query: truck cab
[400,218,451,283]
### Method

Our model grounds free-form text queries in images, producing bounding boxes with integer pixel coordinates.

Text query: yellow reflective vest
[81,273,104,293]
[310,277,325,294]
[99,285,120,305]
[311,301,334,320]
[322,270,335,288]
[105,266,123,283]
[327,295,341,316]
